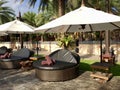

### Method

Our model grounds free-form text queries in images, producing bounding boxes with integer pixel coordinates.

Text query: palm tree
[22,12,37,27]
[16,0,120,16]
[35,12,52,26]
[88,0,120,15]
[0,1,15,24]
[15,0,72,17]
[111,0,120,15]
[22,8,54,27]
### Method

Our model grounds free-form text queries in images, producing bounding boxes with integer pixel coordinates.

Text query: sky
[4,0,40,16]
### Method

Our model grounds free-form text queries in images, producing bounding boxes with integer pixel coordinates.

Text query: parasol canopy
[0,19,34,33]
[35,6,120,33]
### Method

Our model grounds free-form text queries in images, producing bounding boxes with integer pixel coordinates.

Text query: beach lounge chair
[0,48,34,69]
[0,46,8,55]
[33,49,80,81]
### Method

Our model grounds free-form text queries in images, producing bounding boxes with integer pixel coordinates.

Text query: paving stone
[0,69,120,90]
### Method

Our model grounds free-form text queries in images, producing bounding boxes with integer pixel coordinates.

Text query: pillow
[41,55,56,66]
[45,55,56,64]
[7,53,12,58]
[0,52,9,59]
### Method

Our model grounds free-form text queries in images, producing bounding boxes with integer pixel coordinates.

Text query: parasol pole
[18,11,24,49]
[36,34,39,56]
[81,0,85,6]
[20,34,23,48]
[100,32,103,63]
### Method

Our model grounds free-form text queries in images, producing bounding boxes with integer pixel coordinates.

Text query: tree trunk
[58,0,65,17]
[105,0,110,53]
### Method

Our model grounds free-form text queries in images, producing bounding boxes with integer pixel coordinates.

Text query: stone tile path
[0,50,120,90]
[0,69,120,90]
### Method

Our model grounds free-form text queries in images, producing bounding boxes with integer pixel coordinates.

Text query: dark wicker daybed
[0,48,34,69]
[33,49,80,81]
[0,46,8,55]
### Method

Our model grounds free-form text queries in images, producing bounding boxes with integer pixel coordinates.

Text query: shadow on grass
[110,64,120,76]
[79,62,92,71]
[79,62,120,76]
[34,54,45,60]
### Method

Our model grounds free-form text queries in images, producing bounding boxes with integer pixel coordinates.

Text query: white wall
[0,41,120,56]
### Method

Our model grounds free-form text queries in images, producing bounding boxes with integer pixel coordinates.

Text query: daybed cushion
[0,48,34,69]
[11,48,31,59]
[0,48,32,61]
[49,49,80,64]
[33,49,80,70]
[33,60,77,70]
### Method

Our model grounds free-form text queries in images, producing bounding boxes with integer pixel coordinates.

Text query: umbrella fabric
[36,23,120,33]
[0,20,35,49]
[35,6,120,33]
[0,33,8,36]
[0,20,34,33]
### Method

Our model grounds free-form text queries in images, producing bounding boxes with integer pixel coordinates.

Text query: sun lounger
[0,48,34,69]
[33,49,80,81]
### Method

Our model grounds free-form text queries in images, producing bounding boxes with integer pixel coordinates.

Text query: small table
[90,62,112,82]
[29,57,39,60]
[91,62,112,72]
[19,60,33,70]
[29,56,44,61]
[19,56,43,70]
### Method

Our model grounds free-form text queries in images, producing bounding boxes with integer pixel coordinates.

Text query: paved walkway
[0,69,120,90]
[0,50,120,90]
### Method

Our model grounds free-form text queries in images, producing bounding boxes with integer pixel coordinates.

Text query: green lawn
[79,59,120,76]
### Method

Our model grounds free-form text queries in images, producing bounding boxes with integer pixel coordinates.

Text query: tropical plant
[111,0,120,15]
[87,0,120,15]
[16,0,65,17]
[16,0,120,16]
[57,34,75,49]
[35,11,54,26]
[22,12,37,27]
[0,1,15,24]
[22,11,53,27]
[15,0,82,17]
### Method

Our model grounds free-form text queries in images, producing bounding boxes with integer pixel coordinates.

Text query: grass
[34,54,45,59]
[79,59,120,76]
[34,54,44,57]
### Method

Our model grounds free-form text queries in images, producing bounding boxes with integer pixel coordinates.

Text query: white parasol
[35,6,120,33]
[0,19,34,33]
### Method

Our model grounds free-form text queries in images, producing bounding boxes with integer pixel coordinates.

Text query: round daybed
[0,48,34,69]
[33,49,80,82]
[0,46,8,55]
